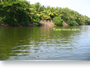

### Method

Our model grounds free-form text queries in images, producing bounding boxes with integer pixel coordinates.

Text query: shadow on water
[0,25,90,60]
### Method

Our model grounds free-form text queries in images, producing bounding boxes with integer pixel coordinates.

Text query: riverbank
[0,20,69,27]
[0,0,90,28]
[0,23,36,27]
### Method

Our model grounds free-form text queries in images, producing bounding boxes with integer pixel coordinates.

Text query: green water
[0,25,90,60]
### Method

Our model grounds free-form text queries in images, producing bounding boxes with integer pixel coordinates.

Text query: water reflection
[0,26,90,60]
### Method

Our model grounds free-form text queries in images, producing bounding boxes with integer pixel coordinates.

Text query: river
[0,25,90,61]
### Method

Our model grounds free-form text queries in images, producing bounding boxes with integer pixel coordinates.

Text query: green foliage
[79,21,85,25]
[53,17,63,26]
[0,17,3,25]
[17,11,29,26]
[67,20,79,26]
[0,0,90,26]
[30,14,40,25]
[0,0,30,26]
[4,16,18,26]
[85,23,88,25]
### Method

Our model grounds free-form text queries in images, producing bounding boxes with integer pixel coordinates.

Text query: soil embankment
[39,20,56,27]
[39,20,69,27]
[62,21,69,27]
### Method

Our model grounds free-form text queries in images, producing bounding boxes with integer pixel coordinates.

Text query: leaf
[7,10,10,12]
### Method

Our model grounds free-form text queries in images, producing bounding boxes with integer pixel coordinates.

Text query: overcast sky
[27,0,90,17]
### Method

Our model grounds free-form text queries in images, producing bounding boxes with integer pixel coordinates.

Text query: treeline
[0,0,90,26]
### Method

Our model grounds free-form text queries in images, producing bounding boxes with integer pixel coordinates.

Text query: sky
[27,0,90,18]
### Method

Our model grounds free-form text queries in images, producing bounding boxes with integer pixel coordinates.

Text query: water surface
[0,25,90,60]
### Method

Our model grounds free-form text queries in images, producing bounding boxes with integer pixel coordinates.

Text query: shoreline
[0,21,70,27]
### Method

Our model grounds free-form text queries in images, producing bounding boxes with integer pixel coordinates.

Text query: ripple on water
[1,26,90,60]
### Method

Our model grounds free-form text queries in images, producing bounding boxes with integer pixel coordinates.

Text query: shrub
[79,21,85,25]
[67,20,79,26]
[4,16,18,26]
[19,13,29,26]
[53,17,63,26]
[0,17,3,25]
[30,14,40,25]
[4,11,30,26]
[85,23,88,25]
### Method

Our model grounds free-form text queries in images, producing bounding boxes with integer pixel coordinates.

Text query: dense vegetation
[53,17,63,26]
[0,0,90,26]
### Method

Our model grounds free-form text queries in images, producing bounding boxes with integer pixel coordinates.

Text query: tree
[0,0,90,26]
[30,14,40,25]
[0,0,32,26]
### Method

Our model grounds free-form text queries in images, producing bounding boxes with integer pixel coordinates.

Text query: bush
[85,23,88,25]
[30,14,40,25]
[0,17,3,25]
[4,16,18,26]
[4,11,30,26]
[67,20,79,26]
[79,21,85,25]
[53,17,63,26]
[19,12,29,26]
